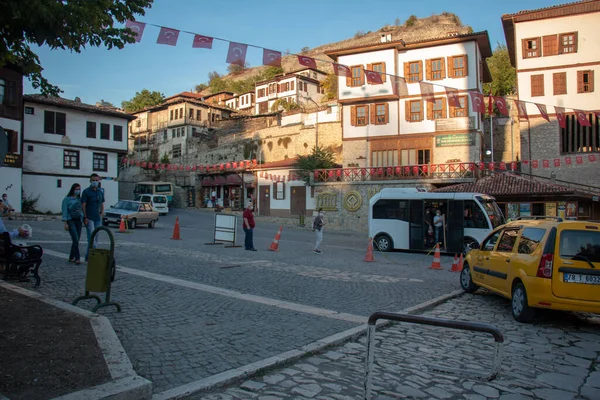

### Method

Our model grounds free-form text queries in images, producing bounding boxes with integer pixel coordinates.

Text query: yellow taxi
[460,217,600,322]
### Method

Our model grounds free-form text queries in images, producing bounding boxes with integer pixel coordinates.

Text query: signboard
[435,117,475,132]
[2,153,22,168]
[435,133,476,148]
[545,203,557,217]
[316,192,338,211]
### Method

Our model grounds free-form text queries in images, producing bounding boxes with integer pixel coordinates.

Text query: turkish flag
[487,92,493,115]
[542,160,550,168]
[493,96,509,116]
[469,91,486,113]
[191,166,197,171]
[531,160,539,168]
[365,69,383,84]
[478,162,485,171]
[263,49,282,67]
[332,63,351,78]
[515,100,528,120]
[488,162,495,171]
[565,157,572,165]
[141,161,147,168]
[125,21,146,42]
[510,162,517,170]
[419,81,435,102]
[192,35,213,49]
[186,166,191,171]
[589,154,597,162]
[554,159,561,167]
[574,110,592,127]
[446,87,460,107]
[122,157,128,164]
[576,156,583,164]
[499,162,506,170]
[156,27,180,46]
[536,103,550,122]
[226,42,248,66]
[297,55,317,69]
[391,75,408,96]
[555,107,566,128]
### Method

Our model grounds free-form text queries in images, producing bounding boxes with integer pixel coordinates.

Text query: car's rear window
[518,227,546,255]
[559,230,600,262]
[154,196,167,204]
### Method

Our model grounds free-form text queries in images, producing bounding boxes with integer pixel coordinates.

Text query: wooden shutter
[521,39,528,58]
[418,61,423,81]
[7,130,17,153]
[381,62,387,82]
[384,103,389,124]
[590,71,595,92]
[403,62,410,80]
[370,103,376,124]
[366,64,373,85]
[462,55,468,77]
[291,81,295,90]
[543,35,558,56]
[56,112,66,135]
[573,32,579,53]
[440,58,446,79]
[426,101,433,120]
[463,96,469,114]
[350,105,357,126]
[44,111,55,134]
[447,56,454,78]
[418,100,424,121]
[425,59,432,81]
[404,100,410,121]
[449,99,455,117]
[577,71,584,93]
[360,66,365,85]
[441,98,447,118]
[346,70,352,87]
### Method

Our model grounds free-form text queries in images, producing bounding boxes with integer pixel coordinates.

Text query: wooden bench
[0,232,43,287]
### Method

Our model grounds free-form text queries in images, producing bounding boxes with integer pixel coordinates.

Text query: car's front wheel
[148,219,156,229]
[512,282,535,323]
[129,218,137,229]
[460,262,479,293]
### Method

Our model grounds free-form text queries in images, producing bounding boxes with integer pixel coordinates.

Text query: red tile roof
[254,158,299,169]
[434,173,573,196]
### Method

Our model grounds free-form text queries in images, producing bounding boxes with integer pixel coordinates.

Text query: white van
[136,194,169,215]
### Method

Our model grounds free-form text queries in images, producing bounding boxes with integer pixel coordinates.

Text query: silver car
[103,200,159,229]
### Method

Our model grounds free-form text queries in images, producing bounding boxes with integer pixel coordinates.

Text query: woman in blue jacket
[62,183,83,264]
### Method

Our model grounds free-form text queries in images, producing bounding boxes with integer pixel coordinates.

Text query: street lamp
[302,96,319,150]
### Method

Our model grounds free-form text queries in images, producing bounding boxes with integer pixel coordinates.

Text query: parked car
[460,217,600,322]
[103,200,159,229]
[135,194,169,215]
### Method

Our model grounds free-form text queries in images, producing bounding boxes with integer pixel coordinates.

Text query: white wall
[257,168,315,211]
[341,100,400,139]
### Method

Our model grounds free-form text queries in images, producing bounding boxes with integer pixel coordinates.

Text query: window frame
[577,70,594,93]
[553,72,567,95]
[531,74,545,97]
[44,110,67,135]
[273,181,285,200]
[350,65,365,87]
[450,95,468,118]
[559,32,577,54]
[355,105,368,126]
[370,62,386,83]
[407,61,422,83]
[407,100,423,122]
[113,125,123,142]
[372,102,389,125]
[172,143,182,158]
[522,37,541,58]
[448,55,467,78]
[427,58,446,81]
[63,149,80,169]
[86,121,97,138]
[100,123,110,140]
[92,152,108,172]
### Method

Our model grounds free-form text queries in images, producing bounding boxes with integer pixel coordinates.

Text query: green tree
[194,83,208,93]
[1,0,153,96]
[270,98,300,112]
[319,73,338,101]
[207,71,228,93]
[483,44,516,96]
[227,62,250,75]
[121,89,164,113]
[295,147,336,185]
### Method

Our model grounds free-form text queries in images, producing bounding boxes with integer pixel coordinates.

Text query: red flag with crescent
[263,49,282,67]
[391,75,408,97]
[365,69,383,84]
[333,63,351,78]
[156,27,179,46]
[469,91,486,113]
[192,35,213,49]
[125,21,146,42]
[574,110,591,127]
[555,106,567,128]
[536,103,550,122]
[446,87,460,107]
[515,100,528,120]
[493,96,509,116]
[297,55,317,69]
[226,42,248,66]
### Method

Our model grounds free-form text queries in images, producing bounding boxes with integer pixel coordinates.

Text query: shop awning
[201,176,214,186]
[226,174,243,185]
[213,175,227,185]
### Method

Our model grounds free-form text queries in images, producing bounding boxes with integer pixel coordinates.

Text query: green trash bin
[86,248,111,292]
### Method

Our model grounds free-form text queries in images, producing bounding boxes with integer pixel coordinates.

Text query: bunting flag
[419,81,435,102]
[192,34,213,49]
[574,110,592,127]
[263,49,282,67]
[531,160,539,168]
[125,21,146,42]
[156,27,180,46]
[391,75,408,96]
[226,42,248,65]
[333,63,351,78]
[555,106,567,128]
[445,87,460,107]
[493,96,509,116]
[515,100,528,120]
[297,55,317,69]
[554,158,561,167]
[469,91,485,113]
[537,104,550,122]
[365,69,383,84]
[487,92,493,115]
[542,160,550,168]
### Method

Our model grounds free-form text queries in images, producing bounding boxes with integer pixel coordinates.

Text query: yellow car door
[471,230,501,289]
[485,228,520,296]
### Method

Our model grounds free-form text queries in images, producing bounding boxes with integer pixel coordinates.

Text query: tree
[227,62,250,75]
[1,0,153,96]
[207,71,228,93]
[319,73,338,101]
[296,147,336,185]
[483,44,516,97]
[194,83,208,93]
[121,89,164,113]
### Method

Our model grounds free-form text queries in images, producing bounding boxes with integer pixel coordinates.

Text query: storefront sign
[545,203,557,217]
[2,153,22,168]
[316,192,338,211]
[435,117,475,132]
[435,133,476,148]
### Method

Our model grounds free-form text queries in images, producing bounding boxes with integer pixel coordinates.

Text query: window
[27,145,33,152]
[86,121,97,138]
[24,106,34,115]
[44,111,66,135]
[196,109,201,120]
[181,128,185,137]
[518,228,546,255]
[450,95,468,117]
[174,109,178,119]
[57,179,62,188]
[257,88,266,97]
[350,105,368,126]
[189,108,194,118]
[93,153,108,172]
[531,74,545,97]
[427,58,445,80]
[369,62,386,83]
[113,125,123,141]
[171,129,175,138]
[577,70,594,93]
[543,34,558,56]
[170,110,173,120]
[522,37,541,58]
[448,55,467,78]
[560,113,599,154]
[371,150,398,167]
[176,128,181,137]
[100,123,110,140]
[417,149,430,165]
[63,150,79,169]
[405,61,422,82]
[172,144,182,158]
[290,81,295,91]
[406,100,423,122]
[553,72,567,95]
[350,65,364,87]
[163,131,167,141]
[258,102,268,114]
[4,129,17,153]
[372,103,389,125]
[483,231,501,251]
[0,78,18,106]
[427,98,446,120]
[497,230,519,252]
[372,199,409,221]
[179,107,183,118]
[274,181,285,200]
[559,32,577,54]
[268,83,278,94]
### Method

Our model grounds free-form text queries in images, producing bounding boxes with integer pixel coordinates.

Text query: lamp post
[303,96,319,150]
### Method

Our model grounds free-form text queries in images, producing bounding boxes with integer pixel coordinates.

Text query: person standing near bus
[81,173,104,261]
[433,209,444,247]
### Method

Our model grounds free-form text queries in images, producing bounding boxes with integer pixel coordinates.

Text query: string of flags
[124,20,600,127]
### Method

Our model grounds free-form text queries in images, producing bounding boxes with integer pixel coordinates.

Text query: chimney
[74,97,81,103]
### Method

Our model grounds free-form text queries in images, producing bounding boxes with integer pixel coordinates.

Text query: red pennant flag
[157,27,180,46]
[148,162,153,169]
[365,69,383,84]
[499,162,506,170]
[446,87,460,107]
[555,107,567,128]
[125,21,146,42]
[589,154,597,162]
[192,34,213,49]
[531,160,538,168]
[515,100,528,120]
[297,55,317,69]
[469,91,486,113]
[419,81,435,102]
[488,162,495,171]
[391,75,408,96]
[510,162,517,171]
[333,63,351,78]
[488,92,493,115]
[554,159,561,167]
[263,49,282,67]
[565,157,572,165]
[574,110,591,127]
[493,96,509,116]
[478,162,485,171]
[122,157,128,164]
[576,156,583,165]
[536,104,550,122]
[542,160,549,168]
[226,42,248,66]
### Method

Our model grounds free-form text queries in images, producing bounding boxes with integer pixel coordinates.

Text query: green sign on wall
[435,133,476,147]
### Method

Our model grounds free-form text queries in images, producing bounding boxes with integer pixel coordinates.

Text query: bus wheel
[463,238,478,255]
[374,234,393,252]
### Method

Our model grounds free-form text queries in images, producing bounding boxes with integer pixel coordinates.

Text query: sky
[23,0,569,107]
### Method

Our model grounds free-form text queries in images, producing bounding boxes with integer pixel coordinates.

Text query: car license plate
[563,273,600,284]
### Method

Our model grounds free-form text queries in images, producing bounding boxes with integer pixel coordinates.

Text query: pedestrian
[242,201,257,251]
[433,209,444,247]
[0,205,29,240]
[313,208,326,254]
[61,183,83,264]
[1,193,15,219]
[81,173,104,262]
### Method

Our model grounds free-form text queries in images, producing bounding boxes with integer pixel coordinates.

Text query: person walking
[313,208,326,254]
[81,173,104,262]
[61,183,83,264]
[243,201,256,251]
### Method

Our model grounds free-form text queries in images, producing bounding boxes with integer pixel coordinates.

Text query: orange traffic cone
[268,225,283,251]
[430,243,443,270]
[171,216,181,240]
[457,253,464,272]
[364,238,375,262]
[450,254,461,272]
[118,216,126,233]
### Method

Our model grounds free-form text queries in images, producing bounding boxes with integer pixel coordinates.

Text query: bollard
[299,211,305,227]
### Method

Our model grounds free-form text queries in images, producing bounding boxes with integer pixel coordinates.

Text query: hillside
[199,13,472,93]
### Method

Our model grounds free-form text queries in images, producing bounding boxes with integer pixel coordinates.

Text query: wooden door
[259,185,270,216]
[290,186,306,215]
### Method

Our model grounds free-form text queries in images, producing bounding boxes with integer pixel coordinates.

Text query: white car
[136,194,169,215]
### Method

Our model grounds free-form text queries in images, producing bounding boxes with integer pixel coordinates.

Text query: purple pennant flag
[156,27,180,46]
[125,20,146,42]
[192,34,213,49]
[226,42,248,66]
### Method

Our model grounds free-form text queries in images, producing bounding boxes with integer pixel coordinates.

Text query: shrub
[22,189,40,214]
[406,15,417,27]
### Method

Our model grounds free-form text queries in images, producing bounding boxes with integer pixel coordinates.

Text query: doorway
[259,185,270,216]
[290,186,306,215]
